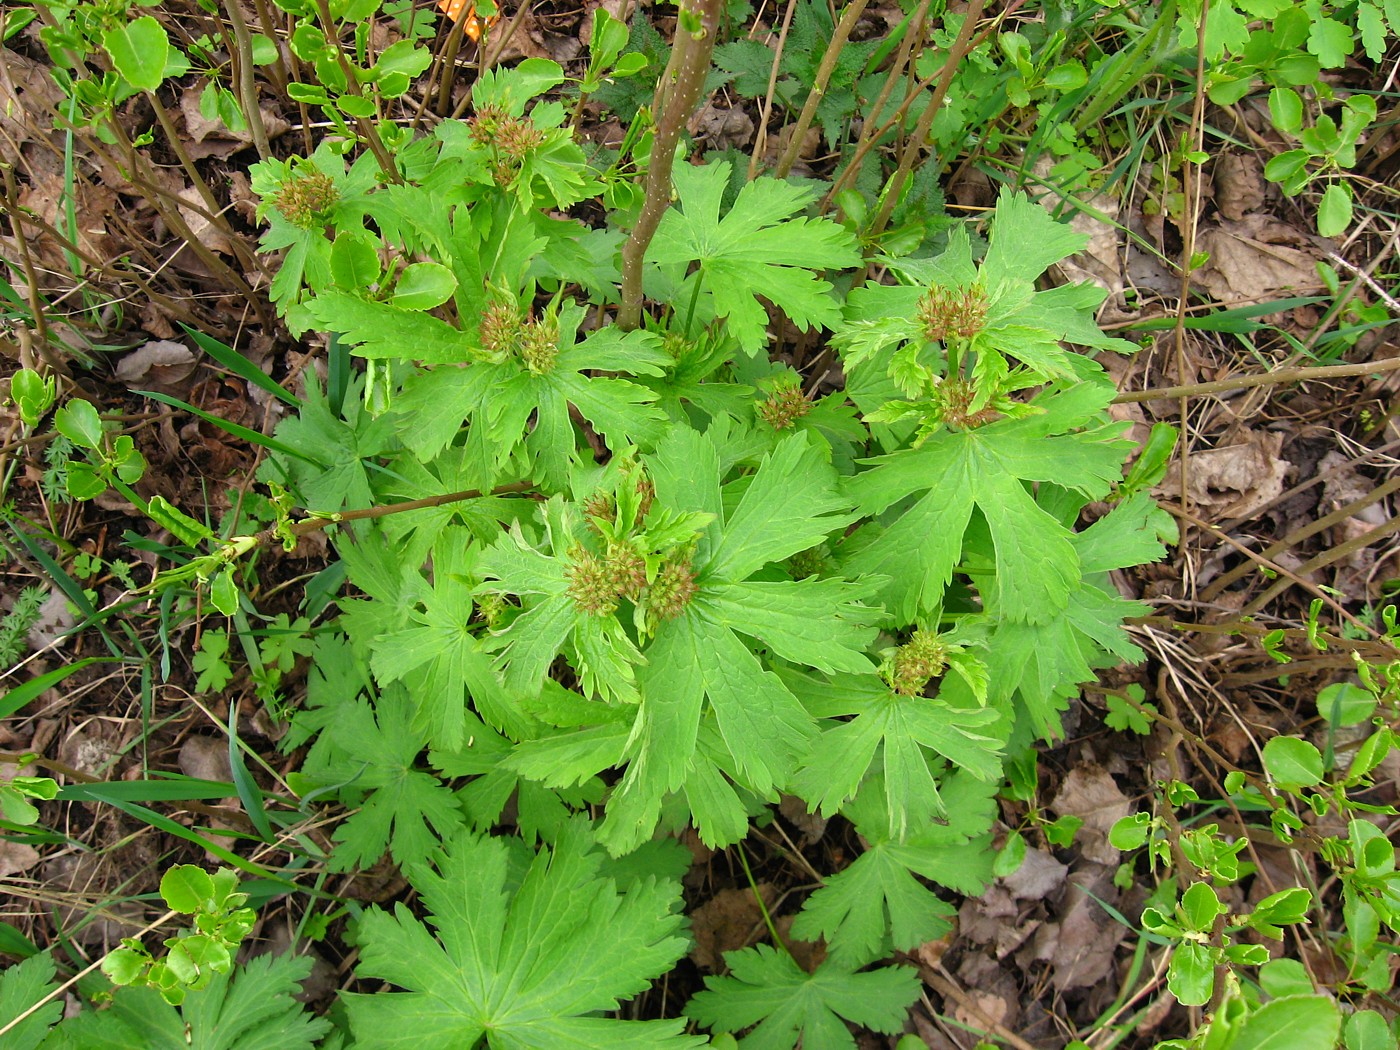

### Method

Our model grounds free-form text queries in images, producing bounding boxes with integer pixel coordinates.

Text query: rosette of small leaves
[101,866,256,1006]
[834,192,1137,441]
[476,467,713,705]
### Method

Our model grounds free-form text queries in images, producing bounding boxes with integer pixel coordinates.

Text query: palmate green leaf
[305,292,486,363]
[370,527,526,746]
[476,501,647,705]
[47,954,329,1050]
[685,944,921,1050]
[791,771,998,967]
[343,820,703,1050]
[985,491,1170,740]
[649,161,861,354]
[842,381,1132,622]
[261,374,397,512]
[301,687,465,873]
[595,429,879,853]
[394,303,671,483]
[785,667,1005,839]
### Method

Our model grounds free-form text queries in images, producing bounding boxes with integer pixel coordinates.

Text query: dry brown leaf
[1193,216,1319,303]
[1002,847,1067,901]
[0,841,41,877]
[1049,766,1130,865]
[1159,428,1289,519]
[689,884,777,971]
[1029,867,1126,992]
[178,735,234,783]
[115,339,198,391]
[1214,152,1266,221]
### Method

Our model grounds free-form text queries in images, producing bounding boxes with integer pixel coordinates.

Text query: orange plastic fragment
[436,0,496,41]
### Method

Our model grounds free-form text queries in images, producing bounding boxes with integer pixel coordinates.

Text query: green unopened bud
[566,545,618,616]
[271,166,338,229]
[885,628,948,696]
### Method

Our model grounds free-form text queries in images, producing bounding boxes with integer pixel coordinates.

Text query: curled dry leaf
[1159,428,1289,519]
[1049,765,1130,866]
[1193,215,1319,303]
[115,339,198,391]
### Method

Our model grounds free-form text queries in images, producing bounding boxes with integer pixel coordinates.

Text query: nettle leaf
[685,943,922,1049]
[842,381,1132,622]
[648,160,861,354]
[599,429,879,853]
[48,954,329,1050]
[791,770,998,967]
[301,687,465,873]
[343,820,703,1050]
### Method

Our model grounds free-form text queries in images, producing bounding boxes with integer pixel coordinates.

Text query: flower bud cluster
[756,380,812,431]
[885,628,948,696]
[917,282,989,344]
[468,104,546,186]
[272,166,339,230]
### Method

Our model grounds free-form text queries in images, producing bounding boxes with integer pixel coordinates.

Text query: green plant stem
[312,0,403,183]
[1111,355,1400,403]
[773,0,870,179]
[867,0,986,239]
[222,0,272,160]
[253,480,537,550]
[617,0,724,331]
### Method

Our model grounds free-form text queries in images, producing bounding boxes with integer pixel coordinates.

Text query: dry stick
[618,0,724,332]
[222,0,273,160]
[772,0,870,179]
[1162,503,1379,639]
[746,0,799,183]
[0,167,66,374]
[820,0,934,212]
[867,0,985,240]
[1112,355,1400,403]
[1241,516,1400,618]
[143,90,272,284]
[1202,474,1400,602]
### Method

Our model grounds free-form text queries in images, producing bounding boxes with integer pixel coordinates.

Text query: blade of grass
[138,389,321,463]
[0,659,112,718]
[181,323,301,408]
[58,778,239,803]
